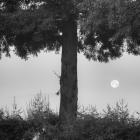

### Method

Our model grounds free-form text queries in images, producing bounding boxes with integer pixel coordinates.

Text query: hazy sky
[0,50,140,115]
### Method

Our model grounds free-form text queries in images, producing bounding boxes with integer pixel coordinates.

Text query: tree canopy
[0,0,140,61]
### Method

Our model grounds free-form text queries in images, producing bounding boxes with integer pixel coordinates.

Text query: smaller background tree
[26,92,59,136]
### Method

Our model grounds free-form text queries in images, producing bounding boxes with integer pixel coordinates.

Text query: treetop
[0,0,140,62]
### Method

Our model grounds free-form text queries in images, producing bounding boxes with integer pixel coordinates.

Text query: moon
[111,80,119,88]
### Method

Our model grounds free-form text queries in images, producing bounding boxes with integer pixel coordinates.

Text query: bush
[0,118,30,140]
[0,98,140,140]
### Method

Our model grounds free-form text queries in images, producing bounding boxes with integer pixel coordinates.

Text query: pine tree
[0,0,140,129]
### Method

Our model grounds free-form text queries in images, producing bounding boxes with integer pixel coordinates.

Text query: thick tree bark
[59,17,78,127]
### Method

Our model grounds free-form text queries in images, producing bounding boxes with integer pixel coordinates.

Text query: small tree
[103,99,129,124]
[27,93,58,133]
[27,93,50,118]
[11,96,23,119]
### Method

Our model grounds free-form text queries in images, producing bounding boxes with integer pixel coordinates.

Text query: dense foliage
[0,96,140,140]
[0,0,140,61]
[78,0,140,61]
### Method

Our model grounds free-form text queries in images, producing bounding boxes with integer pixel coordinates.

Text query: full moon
[111,80,119,88]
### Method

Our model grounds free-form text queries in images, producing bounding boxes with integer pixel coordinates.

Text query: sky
[0,50,140,116]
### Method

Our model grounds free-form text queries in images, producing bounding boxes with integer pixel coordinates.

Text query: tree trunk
[59,17,78,127]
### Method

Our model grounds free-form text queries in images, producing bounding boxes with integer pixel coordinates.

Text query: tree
[27,93,51,121]
[26,93,59,139]
[0,0,140,129]
[26,93,57,131]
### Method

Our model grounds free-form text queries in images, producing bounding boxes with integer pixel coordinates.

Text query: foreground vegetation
[0,94,140,140]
